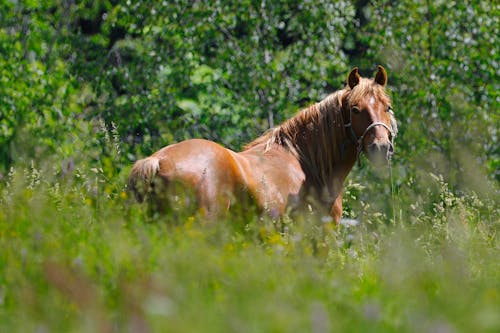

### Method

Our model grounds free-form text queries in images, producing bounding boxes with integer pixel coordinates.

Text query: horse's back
[153,139,238,182]
[146,139,245,214]
[129,138,305,216]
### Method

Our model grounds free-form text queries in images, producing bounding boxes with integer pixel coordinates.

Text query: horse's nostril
[368,143,379,153]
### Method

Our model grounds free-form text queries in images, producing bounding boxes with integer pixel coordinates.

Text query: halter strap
[344,120,395,166]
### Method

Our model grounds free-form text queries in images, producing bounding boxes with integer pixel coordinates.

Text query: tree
[362,0,499,190]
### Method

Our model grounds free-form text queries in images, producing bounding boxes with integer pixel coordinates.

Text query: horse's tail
[127,156,160,202]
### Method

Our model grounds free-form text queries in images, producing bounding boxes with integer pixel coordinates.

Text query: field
[1,164,498,333]
[1,1,499,332]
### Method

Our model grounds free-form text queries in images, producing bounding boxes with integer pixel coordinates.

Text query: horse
[127,66,397,224]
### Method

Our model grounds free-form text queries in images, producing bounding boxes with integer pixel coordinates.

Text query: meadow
[0,159,498,333]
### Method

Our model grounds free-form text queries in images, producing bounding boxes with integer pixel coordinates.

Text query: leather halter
[344,109,395,166]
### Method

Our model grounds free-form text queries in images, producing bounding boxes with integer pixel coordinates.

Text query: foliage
[0,1,499,332]
[364,0,499,185]
[0,163,498,332]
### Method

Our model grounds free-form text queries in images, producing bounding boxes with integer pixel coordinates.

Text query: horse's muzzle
[366,141,394,165]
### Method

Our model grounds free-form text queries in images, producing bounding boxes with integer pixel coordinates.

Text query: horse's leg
[329,192,342,225]
[196,183,233,219]
[194,187,214,218]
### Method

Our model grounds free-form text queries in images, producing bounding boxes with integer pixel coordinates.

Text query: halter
[344,111,395,166]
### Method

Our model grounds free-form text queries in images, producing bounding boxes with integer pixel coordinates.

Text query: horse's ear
[348,67,360,89]
[374,65,387,86]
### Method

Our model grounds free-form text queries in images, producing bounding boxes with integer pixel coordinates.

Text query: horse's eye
[351,106,361,114]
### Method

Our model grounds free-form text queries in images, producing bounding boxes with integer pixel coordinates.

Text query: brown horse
[128,66,397,223]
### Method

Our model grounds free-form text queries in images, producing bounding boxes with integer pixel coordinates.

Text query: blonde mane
[245,78,395,188]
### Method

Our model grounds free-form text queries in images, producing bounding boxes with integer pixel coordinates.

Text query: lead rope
[344,107,398,223]
[389,158,397,225]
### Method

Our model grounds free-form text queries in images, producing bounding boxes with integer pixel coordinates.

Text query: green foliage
[0,166,498,332]
[81,0,356,153]
[362,0,499,185]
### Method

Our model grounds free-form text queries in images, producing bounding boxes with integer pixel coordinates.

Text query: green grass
[0,166,498,333]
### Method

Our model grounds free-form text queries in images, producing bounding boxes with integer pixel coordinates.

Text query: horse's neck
[243,92,356,190]
[301,141,356,189]
[286,103,354,189]
[242,130,356,201]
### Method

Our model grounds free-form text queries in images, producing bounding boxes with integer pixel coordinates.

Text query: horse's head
[343,66,397,166]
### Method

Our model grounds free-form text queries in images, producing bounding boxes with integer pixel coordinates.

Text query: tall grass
[0,157,498,333]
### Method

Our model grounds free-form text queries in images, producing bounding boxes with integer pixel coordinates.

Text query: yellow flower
[185,216,195,227]
[224,243,235,253]
[267,233,283,245]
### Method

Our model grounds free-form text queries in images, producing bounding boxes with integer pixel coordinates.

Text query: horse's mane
[244,78,395,188]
